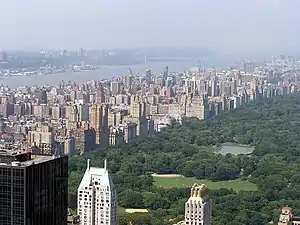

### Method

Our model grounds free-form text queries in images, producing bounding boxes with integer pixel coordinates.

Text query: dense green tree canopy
[69,94,300,224]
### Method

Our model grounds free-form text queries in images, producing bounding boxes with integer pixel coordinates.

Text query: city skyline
[0,0,300,55]
[0,49,299,224]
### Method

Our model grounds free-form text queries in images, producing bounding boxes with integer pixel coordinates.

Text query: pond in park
[216,143,254,155]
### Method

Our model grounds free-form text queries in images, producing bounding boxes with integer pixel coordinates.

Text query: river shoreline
[0,57,234,88]
[0,59,199,78]
[0,61,200,88]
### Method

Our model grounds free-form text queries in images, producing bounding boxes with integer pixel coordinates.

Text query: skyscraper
[185,184,212,225]
[89,104,109,147]
[145,69,152,85]
[211,79,217,97]
[163,65,168,79]
[77,159,117,225]
[125,68,133,89]
[130,102,142,119]
[163,65,169,86]
[0,147,68,225]
[40,89,48,104]
[110,81,120,95]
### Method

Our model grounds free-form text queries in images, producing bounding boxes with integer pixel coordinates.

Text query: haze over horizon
[0,0,299,55]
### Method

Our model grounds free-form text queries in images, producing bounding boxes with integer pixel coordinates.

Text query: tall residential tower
[77,159,117,225]
[185,184,212,225]
[89,104,109,148]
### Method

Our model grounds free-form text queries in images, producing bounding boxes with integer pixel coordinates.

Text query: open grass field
[117,206,149,215]
[154,176,257,192]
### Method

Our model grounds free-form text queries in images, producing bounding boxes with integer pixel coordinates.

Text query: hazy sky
[0,0,299,54]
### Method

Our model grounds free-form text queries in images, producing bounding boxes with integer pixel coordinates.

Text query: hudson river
[0,59,232,88]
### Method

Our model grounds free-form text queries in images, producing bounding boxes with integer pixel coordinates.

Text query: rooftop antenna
[87,159,90,171]
[104,159,107,171]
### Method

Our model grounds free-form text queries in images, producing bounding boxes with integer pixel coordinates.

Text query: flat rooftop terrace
[0,150,62,167]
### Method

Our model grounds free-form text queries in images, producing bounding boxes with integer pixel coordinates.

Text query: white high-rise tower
[77,159,117,225]
[185,184,212,225]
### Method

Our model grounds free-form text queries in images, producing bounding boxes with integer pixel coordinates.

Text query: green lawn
[154,177,257,192]
[117,205,126,215]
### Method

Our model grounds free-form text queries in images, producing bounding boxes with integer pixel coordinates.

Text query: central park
[153,175,257,192]
[68,93,300,225]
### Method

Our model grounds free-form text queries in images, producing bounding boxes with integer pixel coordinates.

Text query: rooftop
[78,159,115,190]
[0,152,56,167]
[0,143,64,167]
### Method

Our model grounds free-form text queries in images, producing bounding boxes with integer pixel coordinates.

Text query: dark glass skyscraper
[0,151,68,225]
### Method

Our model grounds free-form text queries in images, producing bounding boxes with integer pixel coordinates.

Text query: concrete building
[77,159,117,225]
[55,136,76,156]
[72,123,96,154]
[119,122,137,144]
[109,127,124,146]
[66,105,79,122]
[110,81,120,95]
[28,125,54,155]
[89,104,109,148]
[130,102,143,118]
[125,69,133,89]
[278,207,300,225]
[14,103,25,116]
[124,116,148,137]
[185,184,212,225]
[51,105,61,120]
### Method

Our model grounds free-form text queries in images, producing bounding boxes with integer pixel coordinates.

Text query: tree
[68,93,300,225]
[118,190,144,208]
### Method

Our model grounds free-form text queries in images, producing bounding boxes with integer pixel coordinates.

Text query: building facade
[77,159,117,225]
[278,207,300,225]
[89,104,109,147]
[185,184,212,225]
[0,151,68,225]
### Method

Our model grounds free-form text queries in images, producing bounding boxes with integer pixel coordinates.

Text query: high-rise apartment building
[163,65,169,86]
[185,184,212,225]
[77,159,117,225]
[39,89,48,104]
[0,147,68,225]
[130,102,142,118]
[125,68,133,89]
[66,105,79,122]
[14,103,25,116]
[28,125,55,154]
[163,65,168,79]
[145,69,152,85]
[110,81,120,95]
[211,79,217,97]
[243,61,255,74]
[89,104,109,147]
[52,105,62,120]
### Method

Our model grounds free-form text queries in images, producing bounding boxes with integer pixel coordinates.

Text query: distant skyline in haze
[0,0,300,55]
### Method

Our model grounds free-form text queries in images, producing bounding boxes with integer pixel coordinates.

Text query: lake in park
[217,143,254,155]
